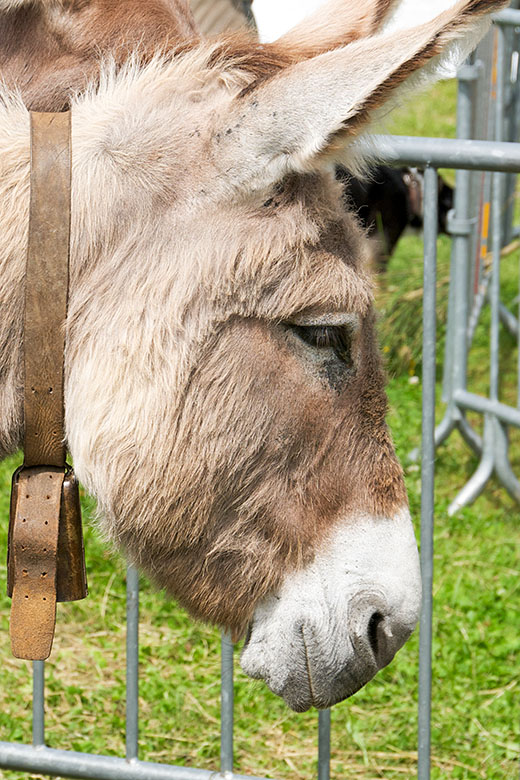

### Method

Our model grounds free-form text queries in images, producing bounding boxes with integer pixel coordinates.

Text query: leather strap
[9,111,72,660]
[10,468,64,660]
[24,111,71,468]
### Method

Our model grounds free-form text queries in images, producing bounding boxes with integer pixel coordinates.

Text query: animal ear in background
[253,0,401,50]
[216,0,506,190]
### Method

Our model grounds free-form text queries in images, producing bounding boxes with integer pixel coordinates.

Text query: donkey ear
[218,0,506,189]
[255,0,401,50]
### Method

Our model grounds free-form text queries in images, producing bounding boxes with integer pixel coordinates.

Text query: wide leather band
[24,111,71,469]
[8,110,86,661]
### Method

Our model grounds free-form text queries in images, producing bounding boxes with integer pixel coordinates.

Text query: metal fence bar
[491,33,506,411]
[220,633,234,774]
[32,660,45,748]
[0,742,271,780]
[439,58,480,411]
[491,26,507,423]
[448,66,480,446]
[493,7,520,25]
[317,710,331,780]
[373,135,520,171]
[487,27,520,501]
[418,167,439,780]
[454,389,520,426]
[126,565,140,762]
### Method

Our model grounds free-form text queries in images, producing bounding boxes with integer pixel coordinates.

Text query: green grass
[386,79,458,139]
[0,79,519,779]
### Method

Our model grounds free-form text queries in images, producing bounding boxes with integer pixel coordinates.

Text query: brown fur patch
[0,0,199,110]
[371,0,400,33]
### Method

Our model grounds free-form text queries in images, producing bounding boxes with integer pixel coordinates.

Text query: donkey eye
[287,324,354,367]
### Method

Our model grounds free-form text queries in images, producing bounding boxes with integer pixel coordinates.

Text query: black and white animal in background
[337,165,454,270]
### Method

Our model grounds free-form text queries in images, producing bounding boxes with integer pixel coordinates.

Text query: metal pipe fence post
[492,26,507,409]
[499,10,520,245]
[32,661,45,749]
[436,61,482,456]
[487,25,520,500]
[126,565,140,762]
[418,167,439,780]
[220,633,234,775]
[317,710,331,780]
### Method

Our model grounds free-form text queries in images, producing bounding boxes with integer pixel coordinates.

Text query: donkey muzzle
[240,509,421,711]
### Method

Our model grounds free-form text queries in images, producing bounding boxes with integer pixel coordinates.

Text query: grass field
[0,78,519,779]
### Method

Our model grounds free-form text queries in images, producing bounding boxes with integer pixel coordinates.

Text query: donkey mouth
[241,620,314,710]
[278,627,380,712]
[242,605,416,712]
[240,599,419,712]
[240,620,369,712]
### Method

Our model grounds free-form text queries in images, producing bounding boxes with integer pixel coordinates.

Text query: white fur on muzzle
[240,509,421,712]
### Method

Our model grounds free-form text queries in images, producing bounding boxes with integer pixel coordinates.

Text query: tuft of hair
[0,0,61,9]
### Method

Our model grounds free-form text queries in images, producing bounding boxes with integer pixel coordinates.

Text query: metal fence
[423,8,520,513]
[1,9,519,780]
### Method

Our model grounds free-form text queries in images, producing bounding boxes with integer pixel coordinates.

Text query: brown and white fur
[0,0,506,711]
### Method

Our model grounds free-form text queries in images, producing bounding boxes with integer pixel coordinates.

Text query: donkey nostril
[367,612,384,660]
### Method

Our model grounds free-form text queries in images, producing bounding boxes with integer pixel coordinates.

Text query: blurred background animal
[336,165,454,270]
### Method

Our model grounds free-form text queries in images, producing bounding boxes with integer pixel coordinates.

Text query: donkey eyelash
[286,324,354,366]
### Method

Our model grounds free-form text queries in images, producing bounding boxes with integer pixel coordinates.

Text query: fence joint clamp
[457,61,483,82]
[447,209,477,236]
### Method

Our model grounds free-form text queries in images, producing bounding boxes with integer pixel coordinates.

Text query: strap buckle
[7,465,87,660]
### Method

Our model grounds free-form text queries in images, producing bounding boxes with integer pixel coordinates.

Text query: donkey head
[67,0,504,711]
[0,0,505,711]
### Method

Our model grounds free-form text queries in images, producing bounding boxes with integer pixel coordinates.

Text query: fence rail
[371,134,520,171]
[0,739,269,780]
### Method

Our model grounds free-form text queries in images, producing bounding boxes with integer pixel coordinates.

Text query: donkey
[0,0,506,712]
